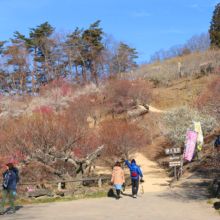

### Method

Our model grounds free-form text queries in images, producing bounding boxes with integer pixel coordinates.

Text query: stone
[85,189,98,195]
[63,190,75,197]
[56,189,78,197]
[74,191,83,197]
[212,198,220,203]
[17,192,28,199]
[79,187,86,193]
[27,189,53,198]
[98,188,108,193]
[35,195,50,200]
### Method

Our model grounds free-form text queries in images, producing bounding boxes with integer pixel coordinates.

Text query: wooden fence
[18,176,110,191]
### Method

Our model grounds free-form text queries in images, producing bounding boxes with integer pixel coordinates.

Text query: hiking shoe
[0,210,4,215]
[116,195,119,200]
[133,194,137,198]
[7,211,15,214]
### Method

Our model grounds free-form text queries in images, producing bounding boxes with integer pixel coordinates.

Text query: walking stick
[140,179,144,194]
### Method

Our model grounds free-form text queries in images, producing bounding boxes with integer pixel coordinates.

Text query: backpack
[13,168,19,183]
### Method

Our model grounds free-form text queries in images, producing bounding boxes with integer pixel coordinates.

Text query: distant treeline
[0,20,138,96]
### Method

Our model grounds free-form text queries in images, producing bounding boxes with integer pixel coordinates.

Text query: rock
[66,182,77,190]
[79,187,86,194]
[212,198,220,203]
[27,189,53,198]
[63,189,75,197]
[17,192,28,199]
[74,191,83,197]
[56,188,78,197]
[98,188,108,193]
[35,195,50,200]
[56,191,64,196]
[85,189,98,195]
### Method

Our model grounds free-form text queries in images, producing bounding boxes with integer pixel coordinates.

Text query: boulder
[63,189,77,197]
[27,189,53,198]
[85,189,98,195]
[79,187,86,194]
[35,195,50,200]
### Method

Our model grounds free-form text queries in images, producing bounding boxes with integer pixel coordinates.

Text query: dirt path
[125,153,171,193]
[149,105,165,113]
[96,153,171,193]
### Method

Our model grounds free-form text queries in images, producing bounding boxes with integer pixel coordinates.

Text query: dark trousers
[116,189,120,196]
[132,179,139,195]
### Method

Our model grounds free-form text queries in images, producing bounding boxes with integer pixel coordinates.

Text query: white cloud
[132,11,150,17]
[189,4,198,8]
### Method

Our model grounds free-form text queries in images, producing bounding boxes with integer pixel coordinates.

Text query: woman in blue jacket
[0,163,17,215]
[125,159,143,198]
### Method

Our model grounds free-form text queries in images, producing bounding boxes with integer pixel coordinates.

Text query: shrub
[161,105,218,146]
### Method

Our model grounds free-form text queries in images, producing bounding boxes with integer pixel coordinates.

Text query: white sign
[169,161,181,167]
[169,157,180,160]
[165,148,181,154]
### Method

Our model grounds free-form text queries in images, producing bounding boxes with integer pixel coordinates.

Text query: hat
[131,159,136,164]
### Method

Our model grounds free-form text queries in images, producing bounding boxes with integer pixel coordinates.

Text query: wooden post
[58,182,61,191]
[98,178,102,188]
[172,140,177,182]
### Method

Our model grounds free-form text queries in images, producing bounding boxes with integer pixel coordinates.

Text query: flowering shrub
[32,105,53,114]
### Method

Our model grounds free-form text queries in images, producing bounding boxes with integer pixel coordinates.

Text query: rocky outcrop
[85,189,98,195]
[27,189,54,198]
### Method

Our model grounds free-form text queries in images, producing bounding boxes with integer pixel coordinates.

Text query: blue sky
[0,0,217,63]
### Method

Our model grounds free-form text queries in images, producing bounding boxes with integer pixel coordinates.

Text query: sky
[0,0,218,63]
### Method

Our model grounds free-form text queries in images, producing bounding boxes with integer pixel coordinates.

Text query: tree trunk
[75,64,79,84]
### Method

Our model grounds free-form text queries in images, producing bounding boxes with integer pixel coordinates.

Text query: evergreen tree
[113,42,138,77]
[82,20,104,86]
[209,3,220,48]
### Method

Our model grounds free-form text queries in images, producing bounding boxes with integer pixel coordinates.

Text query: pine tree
[209,3,220,48]
[82,20,104,86]
[113,42,138,77]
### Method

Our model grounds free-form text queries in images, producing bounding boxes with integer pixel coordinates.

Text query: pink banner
[184,130,198,162]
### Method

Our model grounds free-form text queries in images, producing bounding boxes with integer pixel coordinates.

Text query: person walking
[111,162,125,200]
[0,163,17,215]
[214,135,220,150]
[125,159,143,198]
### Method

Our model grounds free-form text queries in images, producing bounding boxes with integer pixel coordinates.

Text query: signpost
[165,141,182,181]
[169,157,180,160]
[169,161,181,167]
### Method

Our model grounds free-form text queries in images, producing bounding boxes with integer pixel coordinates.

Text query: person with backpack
[214,135,220,149]
[125,159,143,198]
[0,163,18,215]
[111,162,125,200]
